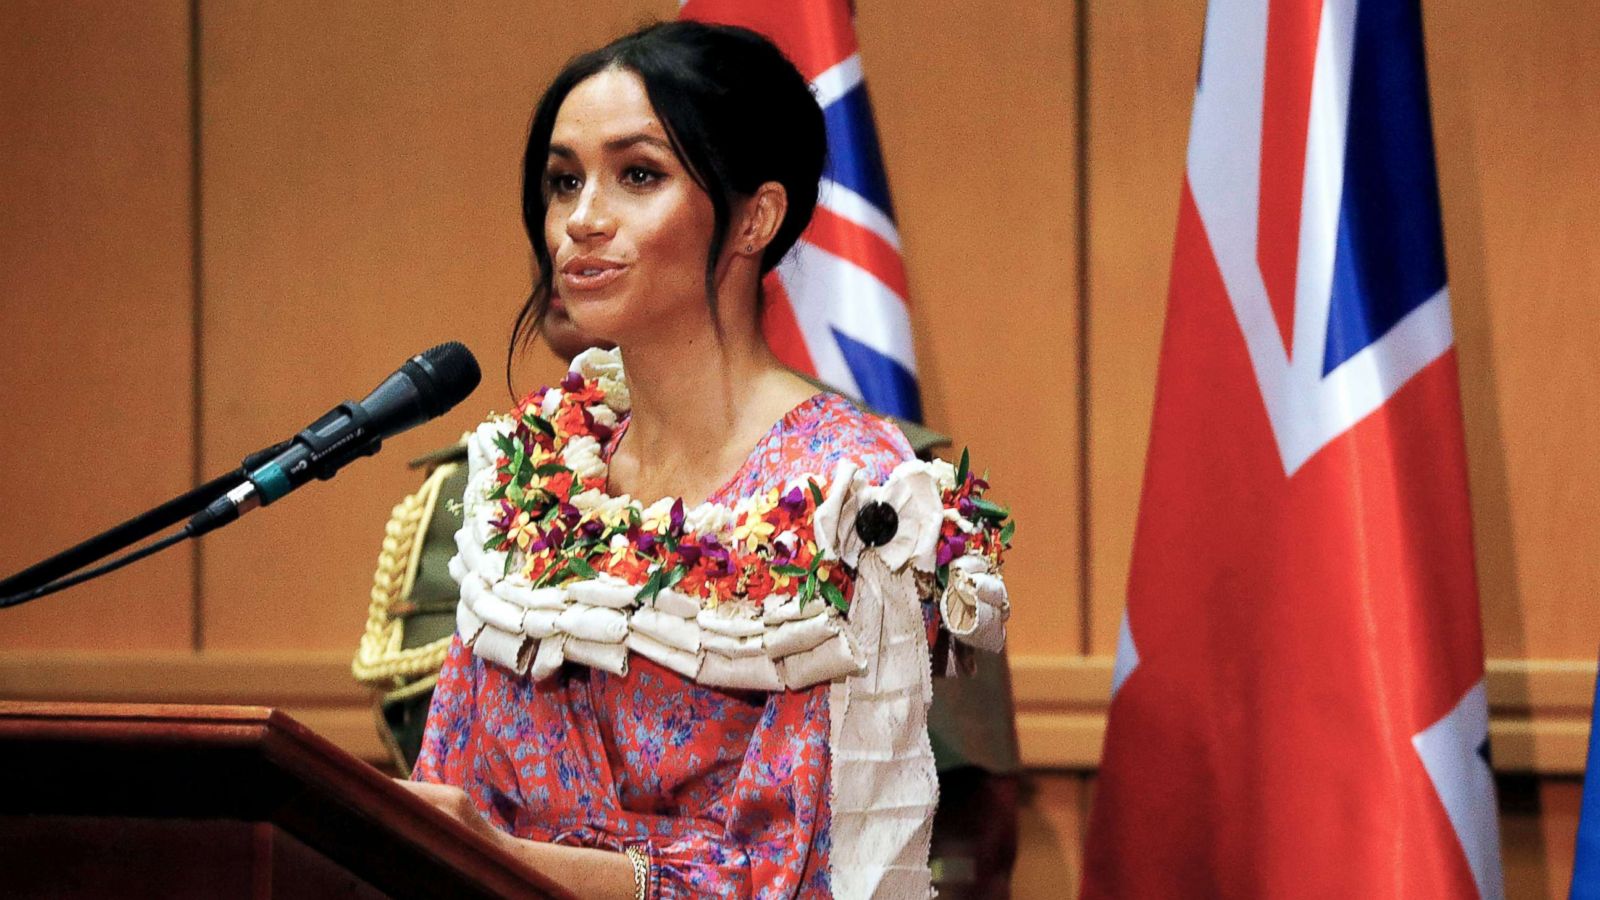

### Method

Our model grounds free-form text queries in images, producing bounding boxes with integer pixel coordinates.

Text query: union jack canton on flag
[1082,0,1504,896]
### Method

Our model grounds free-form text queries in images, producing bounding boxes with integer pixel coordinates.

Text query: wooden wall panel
[0,1,195,651]
[1422,1,1600,662]
[1014,773,1088,898]
[857,0,1082,657]
[1083,0,1206,654]
[1500,778,1583,898]
[196,0,670,651]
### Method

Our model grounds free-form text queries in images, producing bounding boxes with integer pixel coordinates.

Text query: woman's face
[543,68,716,343]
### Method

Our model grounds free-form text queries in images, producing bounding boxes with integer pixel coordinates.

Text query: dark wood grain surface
[0,701,569,899]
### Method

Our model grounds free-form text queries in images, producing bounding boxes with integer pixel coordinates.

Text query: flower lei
[453,347,1014,897]
[470,348,1012,617]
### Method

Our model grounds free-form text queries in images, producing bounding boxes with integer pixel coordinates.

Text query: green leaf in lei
[971,498,1011,522]
[807,478,825,505]
[492,433,518,460]
[1000,520,1016,546]
[956,447,970,486]
[799,553,824,608]
[634,568,665,603]
[508,443,526,484]
[532,462,570,478]
[567,556,598,580]
[821,580,848,614]
[773,564,809,578]
[798,572,818,608]
[535,560,570,588]
[525,414,555,438]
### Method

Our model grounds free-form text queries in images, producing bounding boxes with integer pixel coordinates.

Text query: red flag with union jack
[680,0,922,422]
[1082,0,1502,895]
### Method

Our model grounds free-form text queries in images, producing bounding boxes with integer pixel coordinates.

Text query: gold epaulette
[351,458,461,689]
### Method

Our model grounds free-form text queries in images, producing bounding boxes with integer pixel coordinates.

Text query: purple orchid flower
[490,501,518,532]
[936,534,967,568]
[561,370,585,392]
[779,486,808,516]
[698,535,732,576]
[668,499,686,536]
[528,525,573,556]
[579,519,605,540]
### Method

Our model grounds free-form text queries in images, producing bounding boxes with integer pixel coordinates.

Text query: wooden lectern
[0,701,567,899]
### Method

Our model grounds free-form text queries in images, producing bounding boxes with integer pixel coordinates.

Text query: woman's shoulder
[727,392,914,498]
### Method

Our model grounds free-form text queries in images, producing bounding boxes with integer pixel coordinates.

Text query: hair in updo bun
[509,20,826,372]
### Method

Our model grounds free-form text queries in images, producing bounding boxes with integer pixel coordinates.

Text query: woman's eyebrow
[603,133,672,153]
[547,134,672,159]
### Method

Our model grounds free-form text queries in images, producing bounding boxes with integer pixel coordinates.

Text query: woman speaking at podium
[401,21,1013,898]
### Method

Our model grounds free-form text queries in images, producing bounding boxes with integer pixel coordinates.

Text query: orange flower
[677,567,708,597]
[543,470,575,502]
[742,562,776,600]
[554,402,590,436]
[564,380,606,406]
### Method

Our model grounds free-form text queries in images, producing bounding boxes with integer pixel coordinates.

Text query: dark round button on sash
[854,501,899,547]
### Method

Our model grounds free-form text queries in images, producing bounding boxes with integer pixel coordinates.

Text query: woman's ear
[736,182,789,258]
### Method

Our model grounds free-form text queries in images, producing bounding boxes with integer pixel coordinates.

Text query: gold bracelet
[623,845,649,900]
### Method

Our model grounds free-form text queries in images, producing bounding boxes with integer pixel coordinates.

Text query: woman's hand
[394,778,641,898]
[395,779,505,847]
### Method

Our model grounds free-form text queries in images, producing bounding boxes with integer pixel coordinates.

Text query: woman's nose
[566,184,613,241]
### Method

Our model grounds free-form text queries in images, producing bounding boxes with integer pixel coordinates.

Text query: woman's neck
[631,324,765,426]
[605,307,814,504]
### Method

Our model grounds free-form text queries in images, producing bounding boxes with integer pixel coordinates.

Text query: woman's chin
[559,294,636,344]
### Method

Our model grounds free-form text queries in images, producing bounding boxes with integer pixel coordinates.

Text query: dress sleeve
[640,685,833,899]
[412,633,479,783]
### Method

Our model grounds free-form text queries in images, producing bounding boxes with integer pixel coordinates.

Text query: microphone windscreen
[413,342,482,415]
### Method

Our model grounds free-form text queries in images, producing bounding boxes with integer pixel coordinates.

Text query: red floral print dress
[415,393,912,898]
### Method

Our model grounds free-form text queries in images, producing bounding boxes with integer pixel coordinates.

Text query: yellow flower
[731,490,780,551]
[508,510,539,550]
[732,514,776,553]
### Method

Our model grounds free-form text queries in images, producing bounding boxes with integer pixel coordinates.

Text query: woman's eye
[546,173,580,195]
[622,166,662,187]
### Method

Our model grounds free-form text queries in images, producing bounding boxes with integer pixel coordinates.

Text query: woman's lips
[560,262,627,293]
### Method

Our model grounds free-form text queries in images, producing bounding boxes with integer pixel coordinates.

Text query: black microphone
[189,342,481,536]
